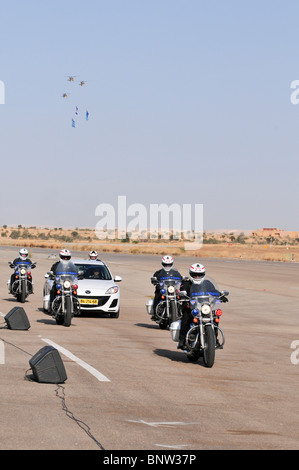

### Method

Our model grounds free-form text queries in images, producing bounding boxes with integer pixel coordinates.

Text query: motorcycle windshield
[55,261,78,282]
[159,269,181,284]
[190,277,221,305]
[162,279,181,289]
[15,263,30,272]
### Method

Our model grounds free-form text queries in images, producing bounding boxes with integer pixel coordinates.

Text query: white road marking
[41,338,110,382]
[127,419,199,428]
[155,444,189,449]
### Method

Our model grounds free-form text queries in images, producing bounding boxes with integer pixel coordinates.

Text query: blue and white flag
[86,110,89,121]
[72,119,75,128]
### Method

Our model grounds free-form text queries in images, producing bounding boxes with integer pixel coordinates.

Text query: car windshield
[75,263,112,280]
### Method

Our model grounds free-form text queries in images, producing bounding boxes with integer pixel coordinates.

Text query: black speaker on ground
[5,307,30,330]
[29,345,67,383]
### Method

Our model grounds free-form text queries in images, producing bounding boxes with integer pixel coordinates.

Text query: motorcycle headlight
[201,304,211,315]
[20,268,26,275]
[168,286,175,294]
[63,280,71,289]
[105,286,119,294]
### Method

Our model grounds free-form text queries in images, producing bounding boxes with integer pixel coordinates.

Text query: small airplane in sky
[66,76,77,82]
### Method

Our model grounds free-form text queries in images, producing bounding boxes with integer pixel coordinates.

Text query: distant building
[252,228,299,239]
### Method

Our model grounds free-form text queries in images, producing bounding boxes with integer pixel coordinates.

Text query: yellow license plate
[79,298,98,305]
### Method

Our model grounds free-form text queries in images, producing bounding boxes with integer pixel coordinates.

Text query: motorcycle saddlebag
[146,299,154,315]
[170,320,181,342]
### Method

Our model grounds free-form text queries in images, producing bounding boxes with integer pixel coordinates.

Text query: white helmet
[19,248,28,260]
[189,263,206,284]
[161,255,173,272]
[59,249,71,261]
[89,250,98,260]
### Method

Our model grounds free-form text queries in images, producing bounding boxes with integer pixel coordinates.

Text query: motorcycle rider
[10,248,35,293]
[177,263,228,350]
[49,249,74,310]
[89,250,99,260]
[151,255,182,320]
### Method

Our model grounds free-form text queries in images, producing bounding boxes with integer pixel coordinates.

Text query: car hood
[77,279,116,295]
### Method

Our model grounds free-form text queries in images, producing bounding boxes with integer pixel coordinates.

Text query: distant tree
[10,230,21,239]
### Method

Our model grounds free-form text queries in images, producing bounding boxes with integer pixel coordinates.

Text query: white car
[43,258,122,318]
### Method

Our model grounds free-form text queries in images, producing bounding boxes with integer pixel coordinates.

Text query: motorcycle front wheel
[63,296,72,327]
[203,325,216,368]
[20,279,26,303]
[169,299,178,323]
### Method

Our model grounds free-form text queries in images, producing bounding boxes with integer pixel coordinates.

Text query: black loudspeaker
[5,307,30,330]
[29,345,67,383]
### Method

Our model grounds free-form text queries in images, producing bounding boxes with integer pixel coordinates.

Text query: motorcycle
[45,260,80,327]
[146,276,183,329]
[170,277,228,367]
[8,261,36,303]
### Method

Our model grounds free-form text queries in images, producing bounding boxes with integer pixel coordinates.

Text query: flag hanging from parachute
[72,118,75,128]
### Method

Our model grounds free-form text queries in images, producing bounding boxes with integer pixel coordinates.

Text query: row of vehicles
[7,249,122,327]
[7,249,229,368]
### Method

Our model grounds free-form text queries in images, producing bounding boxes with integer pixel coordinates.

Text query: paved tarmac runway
[0,246,299,450]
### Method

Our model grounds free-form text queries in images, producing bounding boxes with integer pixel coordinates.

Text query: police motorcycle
[170,266,228,367]
[147,275,183,329]
[8,259,36,303]
[44,260,80,327]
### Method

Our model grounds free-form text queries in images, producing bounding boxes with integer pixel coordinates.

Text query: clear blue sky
[1,0,299,231]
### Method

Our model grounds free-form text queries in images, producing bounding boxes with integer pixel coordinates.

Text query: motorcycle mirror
[44,273,49,279]
[180,290,188,296]
[114,275,122,282]
[182,276,189,281]
[151,276,158,284]
[78,270,84,280]
[221,290,229,296]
